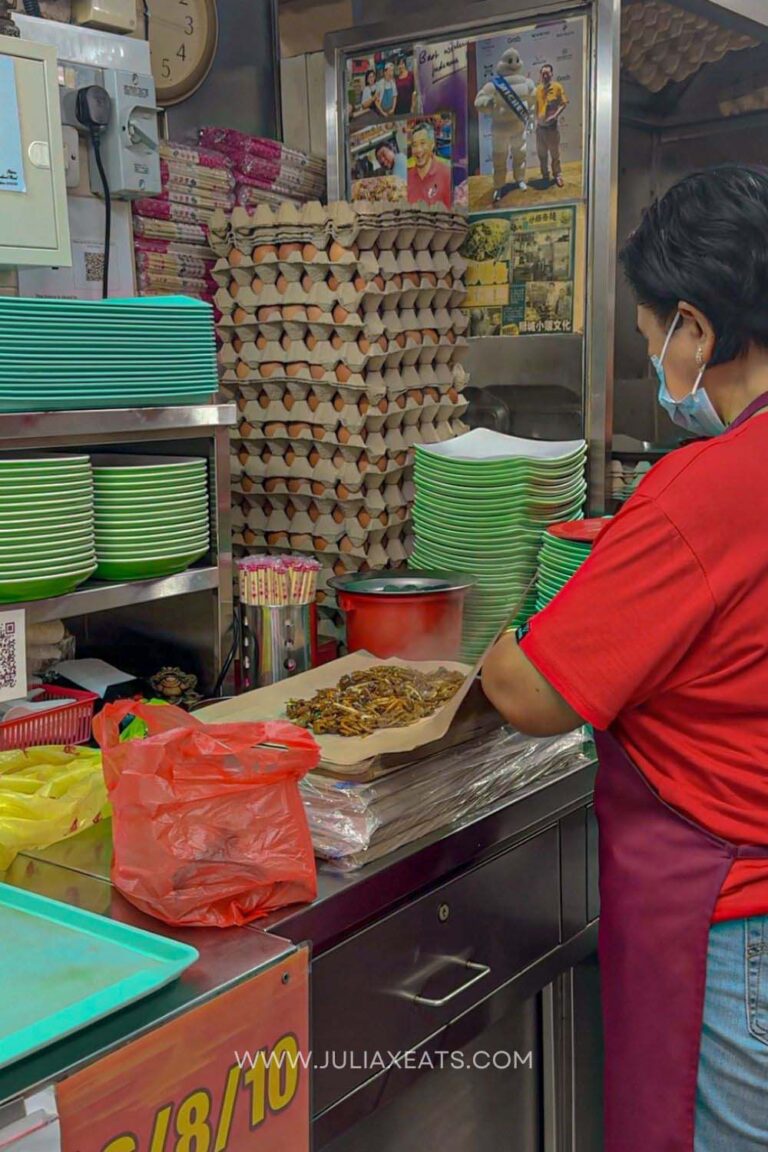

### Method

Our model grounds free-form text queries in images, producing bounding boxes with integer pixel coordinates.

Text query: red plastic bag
[93,701,320,928]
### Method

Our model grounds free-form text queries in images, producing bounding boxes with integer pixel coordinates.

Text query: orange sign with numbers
[56,947,310,1152]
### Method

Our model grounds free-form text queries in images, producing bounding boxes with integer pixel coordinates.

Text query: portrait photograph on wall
[467,16,586,211]
[349,119,409,203]
[407,114,454,207]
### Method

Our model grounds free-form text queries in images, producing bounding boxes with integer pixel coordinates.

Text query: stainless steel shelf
[20,566,220,623]
[0,404,236,449]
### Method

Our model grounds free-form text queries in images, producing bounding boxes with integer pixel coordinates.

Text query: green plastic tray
[0,883,198,1070]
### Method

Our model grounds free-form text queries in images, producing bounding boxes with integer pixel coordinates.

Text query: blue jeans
[696,915,768,1149]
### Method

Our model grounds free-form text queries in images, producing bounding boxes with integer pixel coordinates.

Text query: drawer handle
[408,959,491,1008]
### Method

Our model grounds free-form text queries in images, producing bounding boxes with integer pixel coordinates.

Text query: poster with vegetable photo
[346,49,418,135]
[463,206,583,337]
[350,120,409,204]
[407,115,454,208]
[415,38,469,204]
[467,16,586,212]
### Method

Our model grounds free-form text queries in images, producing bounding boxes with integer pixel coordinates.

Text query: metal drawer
[313,827,560,1112]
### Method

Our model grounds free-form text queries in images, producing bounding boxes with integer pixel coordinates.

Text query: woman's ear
[678,300,716,363]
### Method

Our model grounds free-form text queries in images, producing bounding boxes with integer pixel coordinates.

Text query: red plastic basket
[0,687,98,751]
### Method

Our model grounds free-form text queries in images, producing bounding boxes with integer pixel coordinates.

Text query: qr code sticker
[0,622,18,691]
[84,250,105,283]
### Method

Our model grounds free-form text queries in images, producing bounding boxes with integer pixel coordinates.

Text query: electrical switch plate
[71,0,137,34]
[89,67,161,199]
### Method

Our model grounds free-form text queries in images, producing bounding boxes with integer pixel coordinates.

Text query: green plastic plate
[95,550,207,581]
[0,566,95,603]
[96,535,209,558]
[0,882,198,1070]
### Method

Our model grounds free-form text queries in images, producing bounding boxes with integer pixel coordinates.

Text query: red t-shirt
[521,412,768,922]
[408,157,452,207]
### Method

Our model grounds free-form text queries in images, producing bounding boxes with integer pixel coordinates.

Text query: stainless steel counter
[0,749,602,1149]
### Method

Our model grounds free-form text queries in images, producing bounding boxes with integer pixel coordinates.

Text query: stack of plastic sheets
[411,429,587,660]
[302,726,592,869]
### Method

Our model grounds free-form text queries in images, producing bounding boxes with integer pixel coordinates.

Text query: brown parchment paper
[195,652,474,766]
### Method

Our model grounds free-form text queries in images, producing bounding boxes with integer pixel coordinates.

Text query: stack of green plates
[535,519,608,612]
[411,429,587,661]
[93,455,210,581]
[0,297,218,412]
[0,455,96,602]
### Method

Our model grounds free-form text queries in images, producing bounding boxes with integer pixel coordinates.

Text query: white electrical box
[72,0,138,35]
[0,34,71,268]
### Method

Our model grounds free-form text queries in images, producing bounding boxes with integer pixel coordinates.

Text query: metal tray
[0,883,198,1070]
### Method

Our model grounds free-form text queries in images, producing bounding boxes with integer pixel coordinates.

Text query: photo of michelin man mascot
[474,47,535,202]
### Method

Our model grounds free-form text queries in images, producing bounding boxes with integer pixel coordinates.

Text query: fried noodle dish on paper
[286,665,466,737]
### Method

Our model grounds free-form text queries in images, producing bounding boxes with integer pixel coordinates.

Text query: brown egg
[264,477,279,492]
[357,335,370,354]
[278,242,302,260]
[316,537,329,552]
[307,392,319,411]
[404,329,423,345]
[359,397,370,415]
[339,537,354,554]
[258,392,270,409]
[333,394,345,412]
[233,338,243,354]
[230,248,243,267]
[284,393,295,410]
[446,330,456,344]
[423,272,438,287]
[267,532,285,546]
[288,422,307,437]
[306,333,318,351]
[334,560,347,577]
[285,504,297,521]
[310,364,325,381]
[258,306,279,322]
[336,364,352,383]
[286,361,308,377]
[373,275,385,291]
[301,273,313,293]
[252,244,276,263]
[288,478,302,493]
[244,528,258,546]
[307,305,324,321]
[403,271,420,287]
[377,398,388,414]
[316,590,327,604]
[283,304,305,321]
[235,361,251,380]
[327,274,340,293]
[358,510,371,528]
[358,457,369,474]
[261,448,272,463]
[395,334,407,349]
[424,329,439,344]
[311,481,325,496]
[338,483,350,500]
[331,333,343,350]
[233,307,249,324]
[394,452,407,466]
[264,422,283,437]
[353,275,366,292]
[229,281,239,298]
[308,504,320,523]
[448,387,459,403]
[395,394,406,410]
[285,448,297,466]
[425,386,440,402]
[275,273,288,293]
[280,333,292,351]
[338,427,351,444]
[302,242,318,261]
[329,240,348,263]
[308,449,320,467]
[391,275,403,289]
[410,389,424,404]
[332,506,344,524]
[378,336,388,352]
[335,450,348,469]
[240,420,254,437]
[376,457,388,472]
[312,425,326,440]
[250,277,263,294]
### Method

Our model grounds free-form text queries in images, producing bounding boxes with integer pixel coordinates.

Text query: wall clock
[145,0,218,107]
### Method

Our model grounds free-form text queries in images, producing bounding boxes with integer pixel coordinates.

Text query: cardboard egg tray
[232,416,465,454]
[214,278,467,319]
[232,481,412,516]
[232,514,410,563]
[209,202,468,259]
[221,365,467,405]
[235,441,411,489]
[234,446,412,496]
[222,361,461,395]
[219,330,469,372]
[233,390,468,434]
[233,495,409,542]
[213,247,465,283]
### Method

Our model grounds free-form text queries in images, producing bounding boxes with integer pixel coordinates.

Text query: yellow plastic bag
[0,746,110,872]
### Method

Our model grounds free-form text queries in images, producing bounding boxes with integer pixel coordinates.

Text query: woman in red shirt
[483,165,768,1152]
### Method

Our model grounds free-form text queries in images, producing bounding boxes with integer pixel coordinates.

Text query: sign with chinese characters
[463,204,583,337]
[0,57,26,194]
[56,947,310,1152]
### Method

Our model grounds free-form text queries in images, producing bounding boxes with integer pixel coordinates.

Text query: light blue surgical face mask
[651,314,726,438]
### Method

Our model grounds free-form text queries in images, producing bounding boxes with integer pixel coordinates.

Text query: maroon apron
[595,392,768,1152]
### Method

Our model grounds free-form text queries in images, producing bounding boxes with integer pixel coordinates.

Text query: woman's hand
[482,631,584,736]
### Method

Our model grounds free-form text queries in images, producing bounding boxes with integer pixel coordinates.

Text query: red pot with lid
[329,570,475,662]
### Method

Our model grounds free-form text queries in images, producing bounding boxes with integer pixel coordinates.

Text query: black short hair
[619,164,768,365]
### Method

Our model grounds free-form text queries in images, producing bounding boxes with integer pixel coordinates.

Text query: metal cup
[240,603,313,688]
